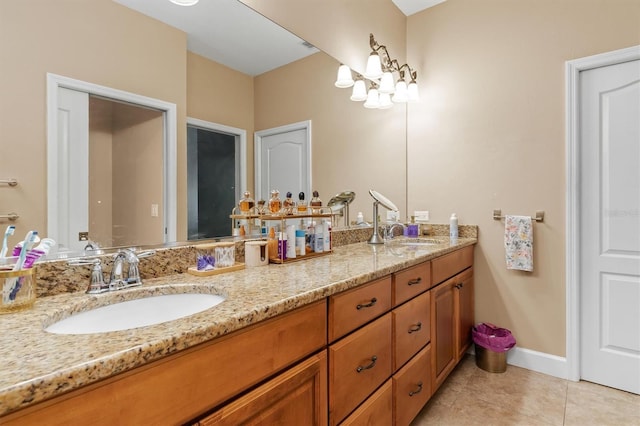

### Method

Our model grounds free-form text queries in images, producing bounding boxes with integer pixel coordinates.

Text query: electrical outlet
[151,204,159,217]
[414,210,429,222]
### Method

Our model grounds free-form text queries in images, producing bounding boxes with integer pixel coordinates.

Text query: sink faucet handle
[125,249,155,286]
[68,258,109,294]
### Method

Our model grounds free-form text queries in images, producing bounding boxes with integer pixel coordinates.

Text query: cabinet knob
[409,381,423,396]
[407,277,422,286]
[356,355,378,373]
[408,322,422,334]
[356,297,377,310]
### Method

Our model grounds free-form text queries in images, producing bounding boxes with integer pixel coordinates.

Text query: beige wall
[112,104,164,247]
[186,52,255,193]
[254,52,407,220]
[0,0,187,241]
[237,0,640,357]
[406,0,640,356]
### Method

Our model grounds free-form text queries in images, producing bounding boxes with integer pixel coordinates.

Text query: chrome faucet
[384,222,406,242]
[109,249,155,290]
[69,248,155,294]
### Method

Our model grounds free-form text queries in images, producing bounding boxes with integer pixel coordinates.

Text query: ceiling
[113,0,445,76]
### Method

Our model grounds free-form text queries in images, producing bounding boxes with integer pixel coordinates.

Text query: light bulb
[363,88,380,109]
[334,64,354,88]
[350,79,367,101]
[378,92,393,109]
[169,0,199,5]
[378,71,395,94]
[392,80,408,103]
[408,81,420,102]
[364,52,383,79]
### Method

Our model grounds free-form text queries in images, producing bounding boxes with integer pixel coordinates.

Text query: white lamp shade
[364,52,383,79]
[335,65,354,88]
[392,80,408,103]
[363,88,380,109]
[378,71,395,94]
[170,0,199,5]
[407,81,420,102]
[350,79,367,101]
[378,92,393,109]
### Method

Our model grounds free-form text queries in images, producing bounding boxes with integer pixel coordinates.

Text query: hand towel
[504,215,533,271]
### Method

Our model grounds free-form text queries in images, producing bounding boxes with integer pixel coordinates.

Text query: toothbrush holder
[0,267,36,314]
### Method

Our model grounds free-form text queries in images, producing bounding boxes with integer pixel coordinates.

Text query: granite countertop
[0,237,476,417]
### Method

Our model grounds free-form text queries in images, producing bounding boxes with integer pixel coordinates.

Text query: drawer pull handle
[409,382,423,396]
[408,322,422,334]
[356,298,377,310]
[455,283,464,289]
[356,355,378,373]
[407,277,422,286]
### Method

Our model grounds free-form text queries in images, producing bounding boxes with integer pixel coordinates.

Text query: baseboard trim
[468,346,569,380]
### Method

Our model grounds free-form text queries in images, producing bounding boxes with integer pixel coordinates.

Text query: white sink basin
[45,293,225,335]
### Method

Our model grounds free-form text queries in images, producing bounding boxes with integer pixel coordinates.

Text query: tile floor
[411,355,640,426]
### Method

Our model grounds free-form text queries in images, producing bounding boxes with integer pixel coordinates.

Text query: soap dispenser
[450,213,459,239]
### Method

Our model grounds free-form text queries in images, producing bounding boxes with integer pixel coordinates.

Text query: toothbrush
[0,225,15,258]
[3,231,38,303]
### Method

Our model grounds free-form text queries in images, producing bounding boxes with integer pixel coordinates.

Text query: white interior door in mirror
[255,121,311,202]
[55,87,89,252]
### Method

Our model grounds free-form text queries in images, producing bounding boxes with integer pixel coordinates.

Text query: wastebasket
[472,323,516,373]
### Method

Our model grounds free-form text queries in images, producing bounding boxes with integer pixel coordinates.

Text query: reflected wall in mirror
[0,0,407,259]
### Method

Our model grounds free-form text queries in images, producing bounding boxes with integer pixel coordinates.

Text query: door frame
[186,117,247,239]
[186,117,247,198]
[565,45,640,382]
[46,73,177,244]
[254,120,312,201]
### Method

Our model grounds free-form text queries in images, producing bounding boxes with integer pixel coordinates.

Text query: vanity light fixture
[169,0,199,6]
[334,33,419,109]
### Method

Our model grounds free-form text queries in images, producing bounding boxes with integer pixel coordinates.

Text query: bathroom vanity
[0,236,475,425]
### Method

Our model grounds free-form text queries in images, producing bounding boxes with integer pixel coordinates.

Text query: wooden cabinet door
[431,277,456,391]
[455,268,474,361]
[199,351,328,426]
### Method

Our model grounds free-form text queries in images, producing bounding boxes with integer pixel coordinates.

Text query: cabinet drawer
[329,313,392,425]
[329,276,392,342]
[393,344,432,426]
[340,379,392,426]
[431,245,473,284]
[393,261,431,306]
[199,352,327,426]
[393,291,430,371]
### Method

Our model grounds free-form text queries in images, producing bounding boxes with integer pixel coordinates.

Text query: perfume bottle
[283,191,296,215]
[297,192,308,213]
[269,189,282,214]
[310,190,322,214]
[238,191,255,214]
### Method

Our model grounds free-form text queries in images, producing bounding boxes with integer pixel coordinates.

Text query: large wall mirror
[0,0,407,257]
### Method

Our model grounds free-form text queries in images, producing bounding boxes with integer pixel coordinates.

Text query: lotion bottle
[450,213,458,240]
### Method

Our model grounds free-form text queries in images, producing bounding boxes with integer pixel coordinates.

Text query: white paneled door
[255,121,311,203]
[580,59,640,394]
[56,87,90,252]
